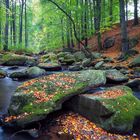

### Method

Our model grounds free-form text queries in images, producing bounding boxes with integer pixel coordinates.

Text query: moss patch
[2,53,35,66]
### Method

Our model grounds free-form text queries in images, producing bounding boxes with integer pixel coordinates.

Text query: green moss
[100,86,140,126]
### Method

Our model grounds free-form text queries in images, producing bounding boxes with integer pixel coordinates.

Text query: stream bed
[0,66,140,140]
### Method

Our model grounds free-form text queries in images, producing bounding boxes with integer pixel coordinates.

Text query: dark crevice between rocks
[100,112,115,122]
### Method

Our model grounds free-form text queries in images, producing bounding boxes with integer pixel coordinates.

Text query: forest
[0,0,140,140]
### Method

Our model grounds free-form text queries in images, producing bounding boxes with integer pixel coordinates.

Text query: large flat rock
[6,70,106,127]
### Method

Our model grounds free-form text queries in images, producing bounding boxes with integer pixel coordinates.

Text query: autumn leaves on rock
[7,70,106,126]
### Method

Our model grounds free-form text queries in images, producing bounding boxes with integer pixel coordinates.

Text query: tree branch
[47,0,92,57]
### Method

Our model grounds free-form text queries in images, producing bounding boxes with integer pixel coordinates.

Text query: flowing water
[0,66,33,140]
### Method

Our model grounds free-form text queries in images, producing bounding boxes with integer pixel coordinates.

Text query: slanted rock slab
[7,70,106,127]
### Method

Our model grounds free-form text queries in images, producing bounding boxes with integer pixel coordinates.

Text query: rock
[95,61,104,69]
[102,64,113,70]
[126,49,139,56]
[103,37,115,49]
[133,67,140,73]
[91,52,102,59]
[2,54,36,66]
[25,66,46,78]
[8,70,106,127]
[129,55,140,67]
[120,68,130,75]
[104,57,114,63]
[58,53,75,65]
[129,37,139,48]
[42,53,58,63]
[9,72,28,80]
[105,69,129,83]
[114,65,128,70]
[82,58,91,67]
[38,63,62,71]
[125,79,140,91]
[10,67,46,80]
[0,69,7,78]
[69,64,82,71]
[64,86,140,133]
[57,52,71,58]
[25,59,38,67]
[74,51,86,61]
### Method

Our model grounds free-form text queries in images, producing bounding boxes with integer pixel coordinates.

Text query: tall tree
[94,0,102,51]
[119,0,129,53]
[19,0,24,44]
[25,0,28,47]
[133,0,139,25]
[4,0,9,51]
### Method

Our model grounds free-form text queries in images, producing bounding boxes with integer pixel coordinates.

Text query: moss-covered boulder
[64,86,140,133]
[38,63,62,71]
[2,54,36,66]
[129,55,140,67]
[41,53,58,63]
[0,69,7,78]
[74,51,86,62]
[9,72,28,80]
[9,67,46,80]
[62,53,75,65]
[105,69,129,83]
[7,70,106,127]
[25,66,46,78]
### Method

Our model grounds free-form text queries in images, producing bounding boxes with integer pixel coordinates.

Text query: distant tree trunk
[25,0,28,47]
[76,0,81,48]
[125,0,128,23]
[0,0,2,48]
[12,0,16,46]
[69,0,74,48]
[10,0,13,47]
[93,0,102,51]
[61,18,65,48]
[119,0,129,53]
[66,17,71,48]
[4,0,9,51]
[109,0,113,26]
[84,0,88,47]
[133,0,139,25]
[89,0,94,35]
[19,0,24,44]
[81,0,84,41]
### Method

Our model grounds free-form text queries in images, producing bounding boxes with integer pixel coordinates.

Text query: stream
[0,66,33,140]
[0,66,140,140]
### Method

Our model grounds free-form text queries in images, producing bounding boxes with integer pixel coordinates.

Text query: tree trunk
[25,0,28,47]
[119,0,129,53]
[133,0,139,25]
[4,0,9,51]
[19,0,24,45]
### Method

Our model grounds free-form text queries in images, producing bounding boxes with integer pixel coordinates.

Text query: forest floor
[89,20,140,58]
